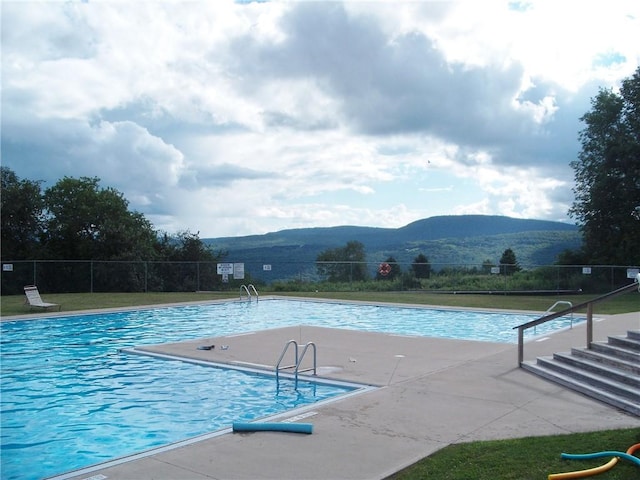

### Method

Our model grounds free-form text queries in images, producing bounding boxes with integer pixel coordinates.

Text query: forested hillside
[205,215,581,272]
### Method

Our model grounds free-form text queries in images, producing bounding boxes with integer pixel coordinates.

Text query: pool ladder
[537,300,574,333]
[275,339,317,389]
[240,284,259,302]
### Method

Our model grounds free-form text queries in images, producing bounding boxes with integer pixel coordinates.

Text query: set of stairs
[522,330,640,416]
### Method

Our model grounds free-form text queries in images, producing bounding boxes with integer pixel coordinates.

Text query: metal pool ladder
[539,300,574,333]
[239,284,259,301]
[275,339,317,389]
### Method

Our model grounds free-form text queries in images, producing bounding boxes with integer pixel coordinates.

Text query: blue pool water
[0,299,576,480]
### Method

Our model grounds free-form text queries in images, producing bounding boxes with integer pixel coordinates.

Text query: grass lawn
[386,428,640,480]
[2,289,639,317]
[2,289,638,479]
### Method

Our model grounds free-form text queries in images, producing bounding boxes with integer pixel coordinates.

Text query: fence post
[586,302,593,348]
[517,327,524,366]
[90,261,94,293]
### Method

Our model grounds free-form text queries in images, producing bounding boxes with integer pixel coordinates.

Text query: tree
[499,248,521,275]
[569,66,640,265]
[42,176,158,260]
[1,167,45,260]
[158,230,222,262]
[153,230,227,291]
[411,253,431,279]
[316,240,368,282]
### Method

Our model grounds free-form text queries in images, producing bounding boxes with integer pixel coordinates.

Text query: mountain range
[203,215,582,280]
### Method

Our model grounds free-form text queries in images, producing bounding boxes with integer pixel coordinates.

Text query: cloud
[1,1,638,237]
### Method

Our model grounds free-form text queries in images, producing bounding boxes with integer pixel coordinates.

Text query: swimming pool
[0,299,577,480]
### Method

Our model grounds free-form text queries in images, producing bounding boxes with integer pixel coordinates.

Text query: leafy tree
[1,167,45,260]
[411,253,431,279]
[499,248,521,275]
[569,66,640,265]
[153,230,227,291]
[316,240,368,282]
[42,176,158,261]
[377,256,401,280]
[556,248,588,266]
[158,230,223,262]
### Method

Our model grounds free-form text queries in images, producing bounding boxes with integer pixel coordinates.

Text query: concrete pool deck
[62,309,639,480]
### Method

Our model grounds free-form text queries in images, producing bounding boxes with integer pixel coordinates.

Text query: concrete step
[590,341,640,363]
[525,330,640,417]
[522,361,640,416]
[608,334,640,352]
[535,356,640,402]
[571,347,640,375]
[555,351,640,388]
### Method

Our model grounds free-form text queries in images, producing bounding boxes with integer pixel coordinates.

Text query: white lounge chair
[24,285,61,311]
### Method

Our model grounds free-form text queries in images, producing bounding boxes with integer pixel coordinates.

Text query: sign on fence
[217,263,234,275]
[233,263,245,280]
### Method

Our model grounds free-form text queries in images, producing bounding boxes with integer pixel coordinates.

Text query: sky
[2,1,639,238]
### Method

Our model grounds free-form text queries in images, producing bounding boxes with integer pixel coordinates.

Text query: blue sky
[2,0,639,237]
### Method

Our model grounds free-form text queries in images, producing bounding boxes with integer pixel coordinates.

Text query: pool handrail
[240,284,251,301]
[239,284,259,301]
[513,279,640,366]
[248,284,259,300]
[275,339,317,389]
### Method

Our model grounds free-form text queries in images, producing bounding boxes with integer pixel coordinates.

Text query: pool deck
[60,306,639,480]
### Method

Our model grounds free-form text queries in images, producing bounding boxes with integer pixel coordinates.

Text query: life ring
[378,262,391,276]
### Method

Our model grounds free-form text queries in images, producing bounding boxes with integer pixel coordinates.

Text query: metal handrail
[275,340,317,389]
[275,340,299,384]
[540,300,574,332]
[248,284,259,301]
[513,279,639,366]
[544,300,573,317]
[295,342,317,388]
[239,284,259,301]
[239,284,251,301]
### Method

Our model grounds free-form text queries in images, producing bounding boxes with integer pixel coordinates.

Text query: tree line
[315,241,521,283]
[1,171,225,293]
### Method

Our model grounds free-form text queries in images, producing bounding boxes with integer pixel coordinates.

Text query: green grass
[386,428,640,480]
[2,289,638,317]
[0,291,239,317]
[280,291,640,314]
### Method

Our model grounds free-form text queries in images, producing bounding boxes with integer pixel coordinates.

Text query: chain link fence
[2,260,639,296]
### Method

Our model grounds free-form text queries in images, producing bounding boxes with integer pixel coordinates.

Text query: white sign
[490,266,500,274]
[2,264,13,272]
[217,263,234,275]
[627,268,640,279]
[582,267,592,275]
[233,263,245,279]
[263,264,272,271]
